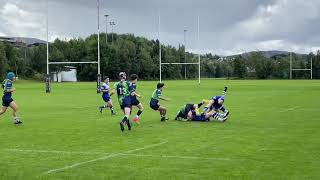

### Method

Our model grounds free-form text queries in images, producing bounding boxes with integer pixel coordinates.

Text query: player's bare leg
[9,101,22,124]
[0,106,8,117]
[159,106,168,121]
[107,101,115,115]
[133,103,143,124]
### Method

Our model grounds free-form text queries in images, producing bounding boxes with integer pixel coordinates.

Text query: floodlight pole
[104,14,109,44]
[109,21,116,45]
[45,0,51,93]
[184,29,187,80]
[197,15,200,85]
[158,14,162,83]
[290,52,292,80]
[97,0,101,93]
[311,57,313,80]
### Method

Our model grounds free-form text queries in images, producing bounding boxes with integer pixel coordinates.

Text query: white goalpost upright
[45,0,101,93]
[158,14,201,84]
[289,52,313,80]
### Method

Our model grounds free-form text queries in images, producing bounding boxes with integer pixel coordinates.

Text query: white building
[51,66,77,82]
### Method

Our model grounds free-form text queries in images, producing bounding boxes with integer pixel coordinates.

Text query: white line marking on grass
[120,153,231,161]
[42,141,168,175]
[4,148,231,162]
[279,106,300,113]
[3,149,109,155]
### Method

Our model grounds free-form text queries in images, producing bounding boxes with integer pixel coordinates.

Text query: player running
[0,72,22,125]
[129,74,143,124]
[110,72,132,132]
[99,77,115,115]
[149,82,170,121]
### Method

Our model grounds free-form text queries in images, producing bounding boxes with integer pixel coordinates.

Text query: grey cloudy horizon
[0,0,319,55]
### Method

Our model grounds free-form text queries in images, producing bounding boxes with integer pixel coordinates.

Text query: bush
[34,73,44,81]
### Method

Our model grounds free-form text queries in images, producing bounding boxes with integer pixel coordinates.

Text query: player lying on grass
[0,72,22,125]
[129,74,143,124]
[201,86,229,121]
[149,82,170,121]
[110,72,132,132]
[99,77,115,115]
[175,87,229,122]
[174,101,227,122]
[174,102,204,120]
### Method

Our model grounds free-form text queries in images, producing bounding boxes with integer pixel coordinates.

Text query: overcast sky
[0,0,319,55]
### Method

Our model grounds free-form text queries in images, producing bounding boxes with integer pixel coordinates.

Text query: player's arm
[131,91,141,98]
[6,88,16,92]
[202,100,213,114]
[159,95,170,101]
[109,83,117,96]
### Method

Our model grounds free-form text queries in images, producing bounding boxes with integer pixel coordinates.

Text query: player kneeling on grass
[202,87,230,122]
[99,77,115,115]
[0,72,22,125]
[149,82,170,121]
[129,74,143,124]
[110,72,132,132]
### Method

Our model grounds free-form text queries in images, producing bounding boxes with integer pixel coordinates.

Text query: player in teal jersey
[0,72,22,125]
[110,72,132,132]
[149,82,170,121]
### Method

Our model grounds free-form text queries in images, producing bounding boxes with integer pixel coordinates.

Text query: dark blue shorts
[102,95,111,102]
[2,96,13,107]
[120,96,131,109]
[149,100,160,111]
[131,98,140,106]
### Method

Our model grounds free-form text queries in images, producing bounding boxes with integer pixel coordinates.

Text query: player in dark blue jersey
[129,74,143,124]
[99,77,115,115]
[0,72,22,125]
[149,82,170,121]
[202,87,229,122]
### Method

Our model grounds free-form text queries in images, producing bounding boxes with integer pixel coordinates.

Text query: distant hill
[223,50,308,60]
[0,36,46,46]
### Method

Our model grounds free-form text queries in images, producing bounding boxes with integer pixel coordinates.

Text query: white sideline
[279,106,300,112]
[4,149,109,155]
[2,148,230,161]
[120,153,231,161]
[43,141,168,175]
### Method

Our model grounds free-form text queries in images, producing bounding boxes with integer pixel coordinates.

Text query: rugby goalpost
[45,0,101,93]
[289,52,313,80]
[158,15,201,84]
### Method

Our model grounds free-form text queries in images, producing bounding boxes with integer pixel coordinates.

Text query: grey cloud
[1,0,319,55]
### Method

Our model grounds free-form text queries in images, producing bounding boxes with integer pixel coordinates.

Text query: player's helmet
[7,72,15,80]
[119,72,126,80]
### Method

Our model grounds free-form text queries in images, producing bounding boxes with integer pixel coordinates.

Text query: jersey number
[118,87,124,95]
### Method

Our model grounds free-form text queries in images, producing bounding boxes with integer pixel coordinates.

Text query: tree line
[1,33,320,81]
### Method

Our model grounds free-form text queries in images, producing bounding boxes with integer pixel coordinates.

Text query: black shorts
[2,96,13,107]
[176,111,187,119]
[131,98,140,106]
[149,100,160,111]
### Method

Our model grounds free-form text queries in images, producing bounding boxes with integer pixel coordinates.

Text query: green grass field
[0,79,319,180]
